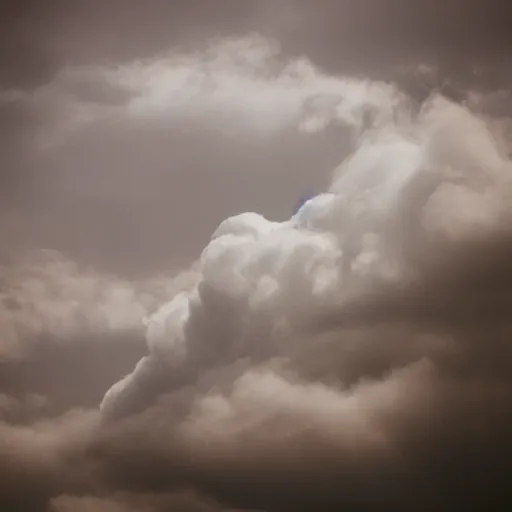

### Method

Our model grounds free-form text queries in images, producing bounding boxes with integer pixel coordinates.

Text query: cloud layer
[2,35,512,512]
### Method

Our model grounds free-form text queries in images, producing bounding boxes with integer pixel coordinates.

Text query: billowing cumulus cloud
[2,32,512,512]
[99,88,512,414]
[93,56,512,510]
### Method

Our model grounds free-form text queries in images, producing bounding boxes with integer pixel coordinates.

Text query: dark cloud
[29,229,505,511]
[0,408,98,511]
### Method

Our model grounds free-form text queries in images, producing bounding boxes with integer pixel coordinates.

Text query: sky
[2,1,512,511]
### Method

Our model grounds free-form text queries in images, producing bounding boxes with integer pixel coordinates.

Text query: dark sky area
[2,0,512,86]
[2,1,512,88]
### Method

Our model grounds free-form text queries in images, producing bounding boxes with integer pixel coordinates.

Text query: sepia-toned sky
[2,0,512,271]
[2,1,512,511]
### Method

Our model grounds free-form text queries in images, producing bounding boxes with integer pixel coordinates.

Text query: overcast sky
[2,2,512,511]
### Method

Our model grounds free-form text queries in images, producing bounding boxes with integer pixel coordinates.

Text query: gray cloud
[0,408,98,511]
[2,21,512,512]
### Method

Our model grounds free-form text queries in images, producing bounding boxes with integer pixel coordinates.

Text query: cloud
[0,248,198,362]
[49,490,248,512]
[3,35,407,276]
[0,408,98,511]
[11,34,401,153]
[0,393,48,421]
[50,493,222,512]
[2,33,512,512]
[100,90,512,415]
[89,57,512,510]
[91,339,512,510]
